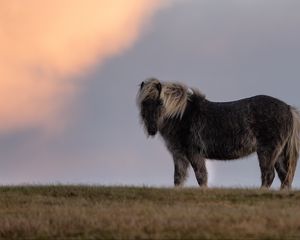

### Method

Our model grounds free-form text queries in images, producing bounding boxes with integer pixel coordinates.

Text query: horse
[137,78,300,189]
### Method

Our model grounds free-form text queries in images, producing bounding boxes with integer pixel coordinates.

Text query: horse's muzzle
[148,127,157,136]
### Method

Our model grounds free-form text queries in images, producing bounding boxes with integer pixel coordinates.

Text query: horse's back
[203,94,292,124]
[188,94,293,160]
[210,94,293,142]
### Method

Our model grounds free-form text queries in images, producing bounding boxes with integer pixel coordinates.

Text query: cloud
[0,0,163,133]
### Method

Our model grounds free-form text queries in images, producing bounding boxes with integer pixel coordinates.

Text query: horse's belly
[203,140,257,160]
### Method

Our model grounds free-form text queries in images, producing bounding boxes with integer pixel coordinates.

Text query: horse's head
[138,79,163,136]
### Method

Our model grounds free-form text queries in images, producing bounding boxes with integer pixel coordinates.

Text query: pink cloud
[0,0,163,133]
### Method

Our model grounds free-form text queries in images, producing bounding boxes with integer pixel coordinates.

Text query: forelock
[137,78,162,104]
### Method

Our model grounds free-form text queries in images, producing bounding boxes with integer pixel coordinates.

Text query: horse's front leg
[172,152,190,187]
[189,154,207,187]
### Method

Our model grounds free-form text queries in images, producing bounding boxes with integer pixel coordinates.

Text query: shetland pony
[137,78,300,189]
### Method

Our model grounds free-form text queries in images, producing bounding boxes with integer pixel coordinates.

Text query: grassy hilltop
[0,186,300,239]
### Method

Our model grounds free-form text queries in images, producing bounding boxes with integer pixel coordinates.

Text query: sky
[0,0,300,188]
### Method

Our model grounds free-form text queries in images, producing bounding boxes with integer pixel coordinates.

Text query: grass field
[0,186,300,239]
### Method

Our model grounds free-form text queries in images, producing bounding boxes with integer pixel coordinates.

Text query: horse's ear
[140,81,144,90]
[156,82,162,96]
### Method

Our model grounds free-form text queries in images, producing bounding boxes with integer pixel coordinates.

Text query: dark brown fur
[137,78,300,189]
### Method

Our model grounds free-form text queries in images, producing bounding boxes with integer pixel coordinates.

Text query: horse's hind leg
[275,150,291,189]
[257,146,283,188]
[275,155,287,185]
[258,153,275,188]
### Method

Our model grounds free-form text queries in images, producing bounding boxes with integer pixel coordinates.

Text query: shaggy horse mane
[137,78,205,119]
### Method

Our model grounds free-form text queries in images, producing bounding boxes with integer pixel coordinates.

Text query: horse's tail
[285,107,300,187]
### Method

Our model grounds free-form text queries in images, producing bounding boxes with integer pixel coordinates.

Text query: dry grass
[0,186,300,239]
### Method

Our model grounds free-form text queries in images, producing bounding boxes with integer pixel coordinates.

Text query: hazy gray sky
[1,0,300,188]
